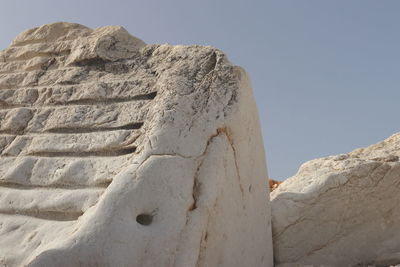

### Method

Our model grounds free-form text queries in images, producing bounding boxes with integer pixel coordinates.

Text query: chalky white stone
[271,133,400,267]
[0,22,273,266]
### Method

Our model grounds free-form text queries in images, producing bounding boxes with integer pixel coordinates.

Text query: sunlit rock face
[271,133,400,267]
[0,22,272,267]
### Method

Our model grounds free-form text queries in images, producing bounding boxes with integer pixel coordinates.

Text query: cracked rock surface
[271,133,400,267]
[0,22,273,266]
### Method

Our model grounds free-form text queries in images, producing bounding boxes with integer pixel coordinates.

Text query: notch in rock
[46,122,144,134]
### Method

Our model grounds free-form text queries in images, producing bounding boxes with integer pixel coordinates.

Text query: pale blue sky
[1,1,399,180]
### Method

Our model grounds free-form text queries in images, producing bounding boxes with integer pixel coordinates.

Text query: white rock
[0,22,272,266]
[271,133,400,267]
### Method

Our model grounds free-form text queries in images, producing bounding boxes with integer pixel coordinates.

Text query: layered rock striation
[0,22,273,266]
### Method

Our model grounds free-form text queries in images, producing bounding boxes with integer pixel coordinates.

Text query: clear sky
[1,1,399,180]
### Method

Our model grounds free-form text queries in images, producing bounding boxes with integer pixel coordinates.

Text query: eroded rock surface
[271,133,400,267]
[0,22,273,266]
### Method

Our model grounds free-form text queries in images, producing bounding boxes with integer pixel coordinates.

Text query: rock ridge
[271,133,400,267]
[0,22,273,267]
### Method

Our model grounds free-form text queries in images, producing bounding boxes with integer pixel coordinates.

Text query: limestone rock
[0,22,273,266]
[271,133,400,267]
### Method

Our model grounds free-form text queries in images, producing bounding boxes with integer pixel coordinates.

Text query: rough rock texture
[271,133,400,267]
[0,22,273,266]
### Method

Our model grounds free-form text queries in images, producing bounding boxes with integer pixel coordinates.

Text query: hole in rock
[136,214,153,226]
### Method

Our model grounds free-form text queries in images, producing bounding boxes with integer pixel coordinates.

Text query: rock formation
[0,22,273,266]
[271,133,400,267]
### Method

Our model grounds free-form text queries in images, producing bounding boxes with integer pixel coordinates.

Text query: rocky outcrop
[0,22,273,266]
[271,133,400,267]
